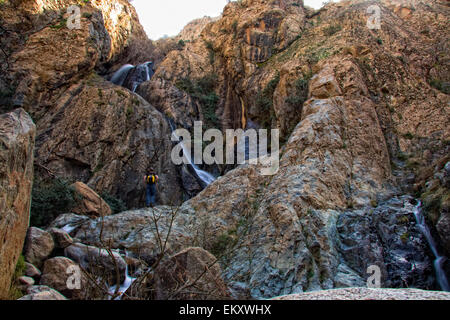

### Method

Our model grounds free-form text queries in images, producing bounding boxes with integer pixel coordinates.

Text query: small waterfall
[110,64,134,87]
[61,224,77,234]
[110,62,154,92]
[168,120,216,188]
[108,251,136,300]
[413,201,450,291]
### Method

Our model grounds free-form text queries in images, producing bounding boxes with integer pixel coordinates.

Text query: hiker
[144,170,159,207]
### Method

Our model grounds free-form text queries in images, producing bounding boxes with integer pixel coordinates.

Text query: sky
[131,0,337,40]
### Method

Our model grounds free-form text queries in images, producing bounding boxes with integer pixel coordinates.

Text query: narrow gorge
[0,0,449,301]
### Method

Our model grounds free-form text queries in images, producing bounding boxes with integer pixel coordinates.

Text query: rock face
[71,182,112,217]
[0,108,35,299]
[130,0,449,298]
[1,0,180,208]
[0,0,151,115]
[2,0,450,300]
[34,77,183,208]
[23,227,55,268]
[336,197,435,289]
[275,287,450,300]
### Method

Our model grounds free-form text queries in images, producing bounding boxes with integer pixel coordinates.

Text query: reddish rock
[0,109,35,299]
[71,182,112,217]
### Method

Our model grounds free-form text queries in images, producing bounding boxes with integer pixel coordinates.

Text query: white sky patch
[131,0,338,40]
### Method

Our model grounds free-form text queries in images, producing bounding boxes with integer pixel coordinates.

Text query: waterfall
[413,201,450,291]
[61,224,77,234]
[110,63,215,187]
[108,251,136,300]
[110,62,154,92]
[110,64,134,86]
[168,120,216,188]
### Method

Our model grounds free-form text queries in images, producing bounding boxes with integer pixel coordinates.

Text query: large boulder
[64,243,127,286]
[70,182,112,217]
[126,247,230,300]
[153,247,230,300]
[39,256,90,300]
[73,206,195,264]
[0,108,35,299]
[23,227,55,268]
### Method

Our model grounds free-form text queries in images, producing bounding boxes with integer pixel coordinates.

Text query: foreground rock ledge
[274,288,450,300]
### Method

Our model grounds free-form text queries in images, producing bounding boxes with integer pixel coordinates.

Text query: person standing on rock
[144,169,159,207]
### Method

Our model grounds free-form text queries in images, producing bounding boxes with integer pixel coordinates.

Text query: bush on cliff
[100,192,127,214]
[175,74,220,129]
[31,177,78,227]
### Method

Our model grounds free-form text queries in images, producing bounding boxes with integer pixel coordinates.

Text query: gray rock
[18,276,35,289]
[48,228,74,249]
[336,197,435,289]
[19,289,67,300]
[47,213,90,236]
[64,243,127,286]
[23,227,55,268]
[334,263,366,288]
[24,262,41,279]
[73,206,195,264]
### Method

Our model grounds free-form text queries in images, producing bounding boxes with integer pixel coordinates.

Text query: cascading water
[110,61,154,92]
[110,62,214,187]
[110,64,134,87]
[413,201,450,291]
[108,251,136,300]
[168,120,215,187]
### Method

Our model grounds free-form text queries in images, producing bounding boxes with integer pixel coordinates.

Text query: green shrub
[429,79,450,95]
[31,177,78,227]
[255,73,280,129]
[176,74,220,129]
[177,39,185,48]
[101,192,127,214]
[210,233,235,258]
[323,24,342,36]
[8,254,26,299]
[285,73,311,107]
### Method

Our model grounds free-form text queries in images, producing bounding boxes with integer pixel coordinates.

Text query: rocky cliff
[0,0,449,300]
[0,108,35,299]
[1,0,184,208]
